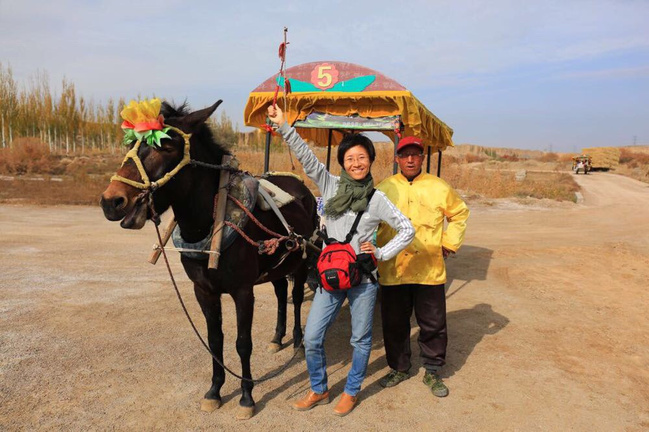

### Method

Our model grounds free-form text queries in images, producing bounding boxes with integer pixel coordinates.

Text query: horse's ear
[181,100,223,132]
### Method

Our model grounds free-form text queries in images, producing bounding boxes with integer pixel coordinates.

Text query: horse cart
[572,155,592,174]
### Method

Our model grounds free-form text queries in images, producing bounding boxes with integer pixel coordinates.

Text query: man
[376,136,469,397]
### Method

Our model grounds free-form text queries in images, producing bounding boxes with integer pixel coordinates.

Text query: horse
[100,100,318,419]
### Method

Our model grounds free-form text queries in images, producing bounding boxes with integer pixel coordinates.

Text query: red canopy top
[251,61,407,93]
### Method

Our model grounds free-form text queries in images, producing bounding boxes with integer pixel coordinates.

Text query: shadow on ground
[446,244,493,299]
[256,244,507,410]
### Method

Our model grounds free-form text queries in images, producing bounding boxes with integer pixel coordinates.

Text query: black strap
[344,189,376,243]
[317,189,376,245]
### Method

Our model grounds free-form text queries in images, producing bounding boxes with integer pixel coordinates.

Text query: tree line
[0,63,257,154]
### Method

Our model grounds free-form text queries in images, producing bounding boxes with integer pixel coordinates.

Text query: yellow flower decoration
[120,98,170,147]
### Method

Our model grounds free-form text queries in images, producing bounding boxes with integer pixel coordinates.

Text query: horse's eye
[161,146,176,153]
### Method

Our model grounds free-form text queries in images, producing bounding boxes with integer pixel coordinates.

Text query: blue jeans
[304,282,378,396]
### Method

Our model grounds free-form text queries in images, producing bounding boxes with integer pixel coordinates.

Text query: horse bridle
[110,125,192,191]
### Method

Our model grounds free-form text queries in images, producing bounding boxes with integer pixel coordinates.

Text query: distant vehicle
[572,155,592,174]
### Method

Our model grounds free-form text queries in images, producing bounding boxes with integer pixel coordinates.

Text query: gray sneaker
[423,372,449,397]
[379,370,410,388]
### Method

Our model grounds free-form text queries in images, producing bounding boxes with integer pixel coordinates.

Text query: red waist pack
[316,190,377,292]
[317,242,361,291]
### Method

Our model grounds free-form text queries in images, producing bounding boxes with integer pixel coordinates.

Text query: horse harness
[110,124,309,258]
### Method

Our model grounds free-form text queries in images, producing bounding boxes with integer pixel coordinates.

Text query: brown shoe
[292,390,330,411]
[333,392,358,417]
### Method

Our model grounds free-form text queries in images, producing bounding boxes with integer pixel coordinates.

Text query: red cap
[396,136,424,153]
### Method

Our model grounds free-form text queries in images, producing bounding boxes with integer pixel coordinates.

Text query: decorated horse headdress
[111,98,192,190]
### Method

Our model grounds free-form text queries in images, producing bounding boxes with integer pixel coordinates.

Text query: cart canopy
[244,61,454,152]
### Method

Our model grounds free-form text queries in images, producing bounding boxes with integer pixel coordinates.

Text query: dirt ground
[1,172,648,431]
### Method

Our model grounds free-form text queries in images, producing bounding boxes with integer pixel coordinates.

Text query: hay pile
[582,147,620,169]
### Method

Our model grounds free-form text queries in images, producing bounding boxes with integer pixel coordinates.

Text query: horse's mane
[161,101,231,160]
[161,101,190,119]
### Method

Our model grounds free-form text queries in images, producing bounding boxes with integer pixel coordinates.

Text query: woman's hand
[267,104,285,127]
[360,242,377,257]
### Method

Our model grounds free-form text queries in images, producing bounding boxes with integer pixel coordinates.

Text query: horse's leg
[196,292,225,413]
[232,285,256,420]
[291,266,308,352]
[268,278,288,353]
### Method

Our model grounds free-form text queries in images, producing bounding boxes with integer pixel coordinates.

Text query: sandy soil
[1,172,648,431]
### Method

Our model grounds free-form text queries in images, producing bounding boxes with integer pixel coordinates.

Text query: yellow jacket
[376,172,469,285]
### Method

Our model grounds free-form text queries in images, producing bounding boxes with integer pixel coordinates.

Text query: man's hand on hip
[442,247,455,259]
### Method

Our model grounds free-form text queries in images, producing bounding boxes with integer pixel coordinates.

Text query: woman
[267,105,414,416]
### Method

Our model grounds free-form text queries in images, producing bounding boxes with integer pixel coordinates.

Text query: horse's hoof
[293,347,305,358]
[267,342,282,353]
[200,398,222,413]
[236,405,255,420]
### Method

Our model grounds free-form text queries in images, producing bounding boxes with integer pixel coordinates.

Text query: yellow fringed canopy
[243,62,454,152]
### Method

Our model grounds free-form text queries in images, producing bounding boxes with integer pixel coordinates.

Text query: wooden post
[148,218,178,265]
[208,155,233,269]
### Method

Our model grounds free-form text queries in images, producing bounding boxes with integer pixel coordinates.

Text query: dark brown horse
[100,100,318,419]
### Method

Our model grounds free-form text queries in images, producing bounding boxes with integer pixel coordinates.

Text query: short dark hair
[337,133,376,167]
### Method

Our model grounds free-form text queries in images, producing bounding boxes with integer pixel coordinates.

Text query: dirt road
[1,172,648,431]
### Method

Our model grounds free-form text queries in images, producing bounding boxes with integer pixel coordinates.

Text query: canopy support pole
[426,147,432,173]
[264,128,271,173]
[393,135,400,174]
[326,129,332,171]
[437,150,442,177]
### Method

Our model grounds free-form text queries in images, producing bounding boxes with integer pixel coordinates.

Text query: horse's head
[100,100,226,229]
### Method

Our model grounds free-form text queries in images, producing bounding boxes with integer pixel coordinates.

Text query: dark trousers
[380,283,447,374]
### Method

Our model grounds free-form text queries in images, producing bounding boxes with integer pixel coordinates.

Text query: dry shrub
[500,154,520,162]
[537,152,559,162]
[465,153,486,163]
[441,154,459,165]
[0,175,111,205]
[210,144,581,202]
[619,149,649,167]
[0,141,582,205]
[0,150,128,205]
[0,138,53,174]
[616,148,649,182]
[558,153,576,162]
[443,165,578,202]
[514,173,579,201]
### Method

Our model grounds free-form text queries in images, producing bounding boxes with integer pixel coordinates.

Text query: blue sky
[1,0,648,151]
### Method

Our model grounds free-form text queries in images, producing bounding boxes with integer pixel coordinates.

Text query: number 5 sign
[310,63,339,91]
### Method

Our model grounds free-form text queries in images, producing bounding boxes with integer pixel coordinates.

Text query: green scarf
[324,170,374,218]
